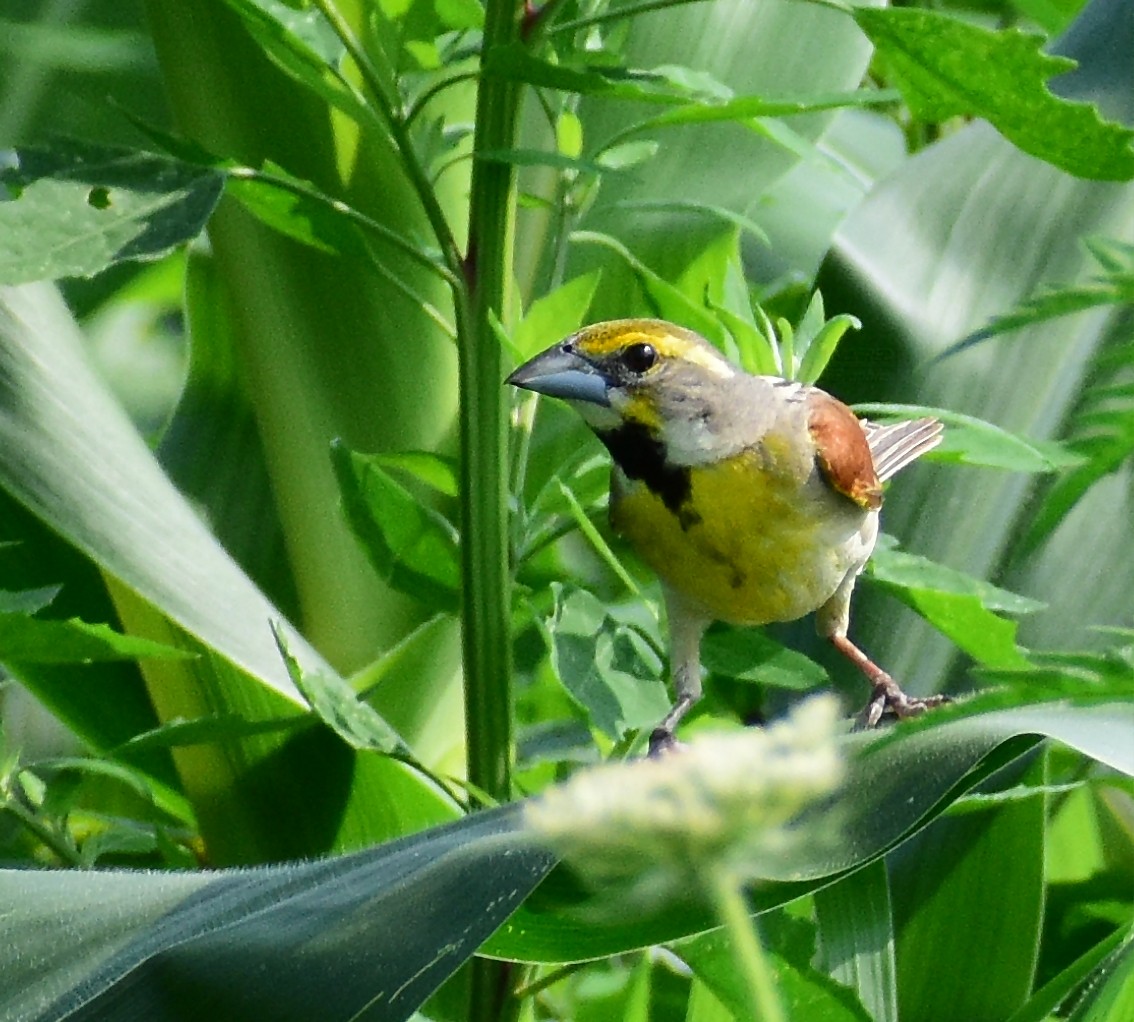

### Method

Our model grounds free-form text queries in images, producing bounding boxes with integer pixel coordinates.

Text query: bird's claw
[858,678,951,729]
[648,727,686,758]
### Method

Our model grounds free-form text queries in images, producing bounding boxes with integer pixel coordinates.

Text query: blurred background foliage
[1,0,1133,1020]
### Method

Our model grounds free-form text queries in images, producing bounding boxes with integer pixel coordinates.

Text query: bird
[507,318,947,754]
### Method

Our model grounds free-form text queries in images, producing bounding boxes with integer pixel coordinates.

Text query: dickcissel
[509,318,947,753]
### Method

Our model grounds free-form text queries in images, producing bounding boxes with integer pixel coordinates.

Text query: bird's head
[506,319,739,437]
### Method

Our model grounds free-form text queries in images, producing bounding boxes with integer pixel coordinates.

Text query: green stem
[1,799,82,866]
[312,0,465,278]
[462,1,524,1019]
[548,0,713,36]
[707,870,787,1022]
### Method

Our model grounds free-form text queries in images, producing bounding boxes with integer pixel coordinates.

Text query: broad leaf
[0,804,554,1022]
[541,584,670,741]
[486,695,1134,962]
[332,441,461,613]
[0,141,224,284]
[855,7,1134,180]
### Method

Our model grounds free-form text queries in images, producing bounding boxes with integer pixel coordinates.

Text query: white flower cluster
[525,696,845,899]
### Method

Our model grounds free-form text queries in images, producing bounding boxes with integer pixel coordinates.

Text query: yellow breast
[610,446,870,626]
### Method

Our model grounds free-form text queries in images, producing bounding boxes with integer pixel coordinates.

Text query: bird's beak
[506,344,611,406]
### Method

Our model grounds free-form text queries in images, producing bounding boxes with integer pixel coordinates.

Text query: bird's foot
[858,676,951,729]
[648,727,686,758]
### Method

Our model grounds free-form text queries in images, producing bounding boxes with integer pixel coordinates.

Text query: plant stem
[462,0,524,1018]
[707,869,787,1022]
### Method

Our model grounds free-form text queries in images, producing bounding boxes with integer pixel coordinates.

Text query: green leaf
[701,625,828,692]
[541,584,670,741]
[369,450,459,499]
[855,7,1134,181]
[275,626,412,759]
[1008,925,1132,1022]
[815,861,898,1022]
[435,0,484,31]
[224,165,366,257]
[889,754,1046,1021]
[0,803,554,1022]
[853,403,1068,473]
[483,45,732,105]
[638,88,901,131]
[1070,933,1134,1021]
[0,586,60,615]
[797,312,861,385]
[511,271,602,360]
[0,612,194,664]
[875,583,1030,669]
[679,914,872,1022]
[869,538,1045,616]
[0,141,224,284]
[569,230,729,347]
[477,147,619,177]
[216,0,371,126]
[488,696,1134,962]
[332,440,461,613]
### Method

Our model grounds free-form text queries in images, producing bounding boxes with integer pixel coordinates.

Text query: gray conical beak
[506,345,610,406]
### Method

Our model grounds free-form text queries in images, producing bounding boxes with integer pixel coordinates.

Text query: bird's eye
[621,342,657,374]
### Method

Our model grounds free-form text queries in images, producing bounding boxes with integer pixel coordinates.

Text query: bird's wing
[861,418,943,483]
[807,391,883,510]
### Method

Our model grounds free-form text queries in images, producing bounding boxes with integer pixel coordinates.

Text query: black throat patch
[597,422,701,528]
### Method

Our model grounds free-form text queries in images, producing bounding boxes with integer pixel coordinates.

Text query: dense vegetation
[1,1,1132,1020]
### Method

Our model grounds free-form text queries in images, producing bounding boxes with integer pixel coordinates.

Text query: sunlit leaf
[856,7,1134,180]
[0,141,223,284]
[541,584,669,741]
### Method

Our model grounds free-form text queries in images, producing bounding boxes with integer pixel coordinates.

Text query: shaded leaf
[0,803,554,1022]
[680,915,872,1022]
[216,0,371,125]
[275,626,411,759]
[889,755,1046,1021]
[701,625,828,692]
[815,861,898,1022]
[855,7,1134,180]
[332,440,461,613]
[484,45,732,104]
[0,141,224,284]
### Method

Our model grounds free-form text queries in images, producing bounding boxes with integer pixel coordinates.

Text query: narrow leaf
[0,613,194,664]
[853,403,1068,473]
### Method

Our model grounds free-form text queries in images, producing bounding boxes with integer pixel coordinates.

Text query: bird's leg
[650,590,709,756]
[830,634,950,727]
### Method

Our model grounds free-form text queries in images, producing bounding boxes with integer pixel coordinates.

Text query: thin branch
[312,0,466,279]
[405,70,480,128]
[228,166,460,289]
[548,0,714,35]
